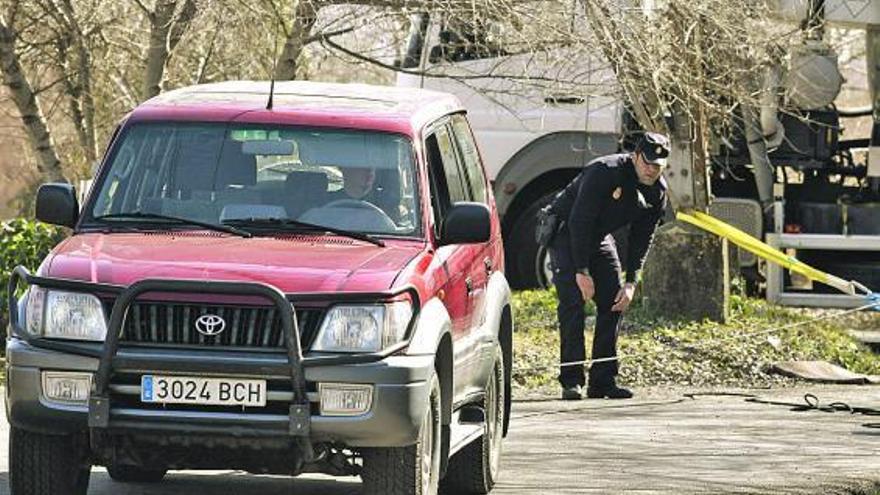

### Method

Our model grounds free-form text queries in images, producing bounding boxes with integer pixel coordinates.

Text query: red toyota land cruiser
[6,81,513,495]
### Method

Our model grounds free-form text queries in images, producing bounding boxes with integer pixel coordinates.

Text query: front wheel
[9,427,91,495]
[441,347,505,494]
[507,192,558,289]
[362,374,442,495]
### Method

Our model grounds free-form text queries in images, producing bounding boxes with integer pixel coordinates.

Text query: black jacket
[551,153,667,282]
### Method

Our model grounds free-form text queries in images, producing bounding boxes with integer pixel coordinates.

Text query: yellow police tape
[676,210,872,297]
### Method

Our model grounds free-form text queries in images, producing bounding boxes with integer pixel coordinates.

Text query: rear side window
[450,114,488,204]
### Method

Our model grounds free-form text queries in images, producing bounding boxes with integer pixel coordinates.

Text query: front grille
[105,301,323,351]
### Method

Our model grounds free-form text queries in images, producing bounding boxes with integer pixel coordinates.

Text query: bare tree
[42,0,100,163]
[273,0,320,80]
[139,0,199,100]
[0,1,64,182]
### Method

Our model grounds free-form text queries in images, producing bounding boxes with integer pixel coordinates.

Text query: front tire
[441,347,505,494]
[362,374,442,495]
[9,427,91,495]
[507,192,557,289]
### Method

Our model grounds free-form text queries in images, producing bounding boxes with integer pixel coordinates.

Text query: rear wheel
[9,427,91,495]
[107,464,167,483]
[362,374,442,495]
[441,347,505,494]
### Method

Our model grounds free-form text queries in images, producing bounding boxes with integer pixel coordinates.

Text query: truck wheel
[440,348,504,494]
[107,464,167,483]
[9,427,91,495]
[508,192,557,289]
[362,374,442,495]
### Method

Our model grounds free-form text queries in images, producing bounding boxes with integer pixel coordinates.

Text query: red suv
[6,81,513,495]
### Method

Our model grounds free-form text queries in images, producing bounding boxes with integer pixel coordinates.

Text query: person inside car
[301,166,396,232]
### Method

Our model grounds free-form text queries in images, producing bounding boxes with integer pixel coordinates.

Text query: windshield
[86,123,421,237]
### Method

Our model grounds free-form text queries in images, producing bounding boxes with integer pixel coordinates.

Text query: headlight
[312,301,412,353]
[25,288,107,342]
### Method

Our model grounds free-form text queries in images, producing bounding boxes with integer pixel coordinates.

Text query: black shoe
[586,385,634,399]
[561,385,583,400]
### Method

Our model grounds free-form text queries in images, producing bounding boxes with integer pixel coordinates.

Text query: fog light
[319,383,373,416]
[41,372,91,405]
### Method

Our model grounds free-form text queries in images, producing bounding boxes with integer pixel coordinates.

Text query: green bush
[1,219,67,337]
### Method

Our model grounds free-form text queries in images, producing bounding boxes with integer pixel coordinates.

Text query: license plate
[141,375,267,407]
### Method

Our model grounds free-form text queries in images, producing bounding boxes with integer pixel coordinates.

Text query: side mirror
[36,183,79,228]
[439,202,491,246]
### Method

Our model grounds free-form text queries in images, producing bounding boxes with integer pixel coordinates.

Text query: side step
[448,406,485,457]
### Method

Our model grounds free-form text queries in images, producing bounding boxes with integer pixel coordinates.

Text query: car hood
[45,231,425,294]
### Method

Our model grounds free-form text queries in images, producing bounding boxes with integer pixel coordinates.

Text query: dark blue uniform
[549,153,667,390]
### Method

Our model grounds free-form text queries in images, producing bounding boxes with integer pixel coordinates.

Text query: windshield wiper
[223,217,385,247]
[94,211,252,238]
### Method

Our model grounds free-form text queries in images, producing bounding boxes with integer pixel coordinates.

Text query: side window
[425,3,578,66]
[435,125,469,203]
[425,123,469,233]
[450,114,488,204]
[428,17,508,64]
[426,133,451,230]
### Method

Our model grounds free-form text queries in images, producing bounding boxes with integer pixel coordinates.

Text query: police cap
[635,132,670,167]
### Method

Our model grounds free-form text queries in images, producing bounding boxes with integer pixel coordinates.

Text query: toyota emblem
[195,314,226,336]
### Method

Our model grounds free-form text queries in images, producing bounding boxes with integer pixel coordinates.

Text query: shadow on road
[511,397,688,421]
[0,470,364,495]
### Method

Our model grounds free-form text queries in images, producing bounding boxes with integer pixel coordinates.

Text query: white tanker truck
[397,0,880,308]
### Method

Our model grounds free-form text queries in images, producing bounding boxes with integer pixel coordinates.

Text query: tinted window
[429,17,508,64]
[88,123,420,236]
[434,125,469,203]
[450,114,488,204]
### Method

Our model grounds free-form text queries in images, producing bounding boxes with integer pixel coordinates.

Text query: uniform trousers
[549,233,623,389]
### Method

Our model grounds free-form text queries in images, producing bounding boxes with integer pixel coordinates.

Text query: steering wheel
[317,198,396,231]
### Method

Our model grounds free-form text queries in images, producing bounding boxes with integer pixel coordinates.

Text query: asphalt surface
[2,385,880,494]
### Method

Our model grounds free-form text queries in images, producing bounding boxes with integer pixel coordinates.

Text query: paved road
[1,385,879,494]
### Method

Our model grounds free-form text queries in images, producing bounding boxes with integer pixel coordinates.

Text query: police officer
[547,132,669,400]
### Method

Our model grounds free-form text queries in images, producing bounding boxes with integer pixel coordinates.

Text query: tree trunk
[58,0,97,163]
[0,20,65,182]
[142,1,173,101]
[142,0,198,101]
[640,10,728,320]
[274,0,318,81]
[641,225,730,322]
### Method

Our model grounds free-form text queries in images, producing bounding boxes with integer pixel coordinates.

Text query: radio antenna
[267,79,275,110]
[267,31,280,110]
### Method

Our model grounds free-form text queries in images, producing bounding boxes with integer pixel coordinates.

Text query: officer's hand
[575,273,595,302]
[611,283,636,312]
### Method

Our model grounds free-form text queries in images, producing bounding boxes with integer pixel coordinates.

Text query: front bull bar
[7,268,314,461]
[88,278,314,460]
